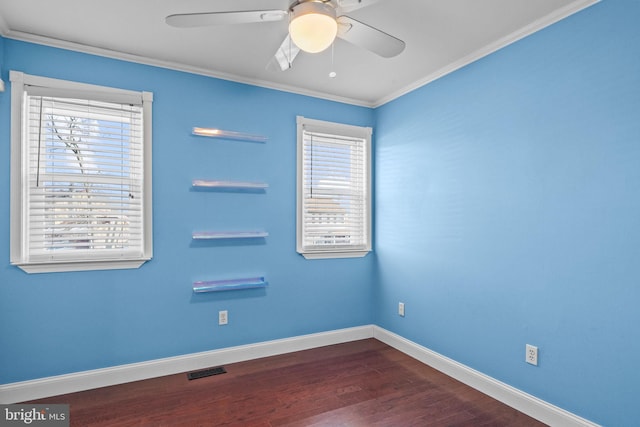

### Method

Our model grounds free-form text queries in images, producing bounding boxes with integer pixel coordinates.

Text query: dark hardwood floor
[27,339,547,426]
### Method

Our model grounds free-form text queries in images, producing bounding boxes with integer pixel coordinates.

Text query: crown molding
[2,30,374,108]
[372,0,600,108]
[1,0,600,109]
[0,12,9,36]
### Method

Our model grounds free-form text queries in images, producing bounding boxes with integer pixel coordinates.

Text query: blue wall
[0,38,375,384]
[2,1,639,425]
[375,1,639,426]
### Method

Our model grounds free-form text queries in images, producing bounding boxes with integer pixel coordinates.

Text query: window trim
[296,116,372,260]
[9,71,153,273]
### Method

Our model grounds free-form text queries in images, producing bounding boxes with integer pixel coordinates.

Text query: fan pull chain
[329,42,337,78]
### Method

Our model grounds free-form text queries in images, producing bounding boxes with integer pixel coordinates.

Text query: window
[296,116,371,259]
[9,71,153,273]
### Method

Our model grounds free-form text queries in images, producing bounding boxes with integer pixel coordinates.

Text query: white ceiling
[0,0,597,107]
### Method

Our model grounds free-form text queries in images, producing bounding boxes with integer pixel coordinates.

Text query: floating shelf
[192,127,267,143]
[192,231,268,240]
[192,180,268,190]
[193,277,268,293]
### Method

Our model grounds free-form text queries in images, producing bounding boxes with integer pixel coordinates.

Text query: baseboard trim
[373,326,599,427]
[1,324,599,426]
[0,325,374,404]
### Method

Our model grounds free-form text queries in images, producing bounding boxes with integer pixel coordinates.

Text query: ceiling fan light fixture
[289,2,338,54]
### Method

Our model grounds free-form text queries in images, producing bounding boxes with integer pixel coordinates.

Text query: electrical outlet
[526,344,538,366]
[398,302,405,317]
[218,310,228,326]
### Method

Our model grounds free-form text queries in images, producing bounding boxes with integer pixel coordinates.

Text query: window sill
[13,258,151,274]
[299,251,370,260]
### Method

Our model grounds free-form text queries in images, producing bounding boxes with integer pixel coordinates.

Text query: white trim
[14,70,143,104]
[2,31,373,108]
[8,71,153,274]
[301,251,370,260]
[373,327,601,427]
[15,259,150,274]
[296,116,373,139]
[0,11,9,36]
[1,0,598,108]
[9,70,24,267]
[142,91,153,261]
[296,116,373,259]
[373,0,600,107]
[0,325,600,426]
[0,326,374,404]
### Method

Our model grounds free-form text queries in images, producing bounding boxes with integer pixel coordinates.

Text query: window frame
[296,116,372,260]
[9,71,153,273]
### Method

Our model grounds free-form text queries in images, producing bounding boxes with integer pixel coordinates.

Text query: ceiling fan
[165,0,405,71]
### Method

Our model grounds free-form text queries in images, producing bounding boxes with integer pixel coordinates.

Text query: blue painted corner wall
[1,0,639,425]
[375,1,640,426]
[0,39,375,383]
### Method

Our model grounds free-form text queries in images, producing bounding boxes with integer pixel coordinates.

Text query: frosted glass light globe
[289,2,338,53]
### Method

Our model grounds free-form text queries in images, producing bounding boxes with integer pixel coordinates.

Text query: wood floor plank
[25,339,547,426]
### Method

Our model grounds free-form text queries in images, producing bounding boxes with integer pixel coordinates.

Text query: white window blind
[297,116,371,259]
[10,71,153,272]
[25,95,144,262]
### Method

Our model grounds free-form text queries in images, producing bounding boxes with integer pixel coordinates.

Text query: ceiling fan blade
[266,35,301,72]
[166,10,287,28]
[336,16,405,58]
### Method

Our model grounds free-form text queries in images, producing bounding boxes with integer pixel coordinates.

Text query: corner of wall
[0,34,6,92]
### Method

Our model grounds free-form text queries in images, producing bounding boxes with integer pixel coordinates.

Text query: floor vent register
[187,366,227,380]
